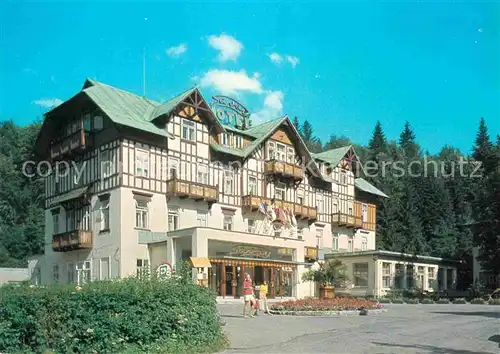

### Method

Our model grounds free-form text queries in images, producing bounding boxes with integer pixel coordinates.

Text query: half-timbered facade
[32,78,455,298]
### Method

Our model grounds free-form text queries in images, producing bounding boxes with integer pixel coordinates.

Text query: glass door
[225,266,233,296]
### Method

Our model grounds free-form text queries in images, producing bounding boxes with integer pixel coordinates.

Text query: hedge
[0,274,226,353]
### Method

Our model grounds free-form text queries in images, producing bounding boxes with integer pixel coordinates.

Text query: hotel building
[30,79,458,297]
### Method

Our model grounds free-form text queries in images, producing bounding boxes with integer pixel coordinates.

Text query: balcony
[241,195,317,221]
[52,229,93,252]
[166,179,218,202]
[331,212,363,228]
[50,129,91,160]
[264,160,303,181]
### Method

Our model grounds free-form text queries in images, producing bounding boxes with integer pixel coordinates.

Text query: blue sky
[1,1,498,154]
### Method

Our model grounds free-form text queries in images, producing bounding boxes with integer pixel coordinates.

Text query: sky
[0,1,499,155]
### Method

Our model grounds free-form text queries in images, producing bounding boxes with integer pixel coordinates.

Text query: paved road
[218,304,500,353]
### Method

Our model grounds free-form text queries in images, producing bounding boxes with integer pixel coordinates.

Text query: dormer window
[276,143,286,161]
[235,135,243,149]
[222,133,230,146]
[181,119,195,141]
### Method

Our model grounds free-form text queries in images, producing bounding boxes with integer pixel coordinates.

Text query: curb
[268,309,387,316]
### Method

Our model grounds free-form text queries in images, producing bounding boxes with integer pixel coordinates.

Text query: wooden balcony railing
[264,160,303,181]
[52,229,93,252]
[50,129,91,160]
[241,195,317,221]
[331,212,362,228]
[166,179,218,202]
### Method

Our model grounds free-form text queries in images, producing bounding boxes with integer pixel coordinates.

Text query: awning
[190,257,212,268]
[50,186,89,205]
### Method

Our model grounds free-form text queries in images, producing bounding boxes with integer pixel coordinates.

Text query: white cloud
[199,69,262,95]
[166,43,187,57]
[286,55,300,68]
[268,52,283,64]
[264,90,284,111]
[32,98,63,108]
[250,90,285,124]
[207,34,243,61]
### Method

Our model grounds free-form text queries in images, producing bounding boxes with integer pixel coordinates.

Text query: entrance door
[225,266,233,297]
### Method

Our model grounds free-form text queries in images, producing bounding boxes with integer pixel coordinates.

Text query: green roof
[354,178,389,198]
[312,145,352,166]
[50,186,89,205]
[82,79,172,138]
[149,87,197,122]
[210,143,245,158]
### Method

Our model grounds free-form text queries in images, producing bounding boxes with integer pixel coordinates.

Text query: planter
[319,285,335,299]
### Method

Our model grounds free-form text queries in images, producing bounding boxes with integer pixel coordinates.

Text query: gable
[270,127,293,146]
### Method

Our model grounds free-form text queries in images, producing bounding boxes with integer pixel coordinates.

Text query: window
[406,265,414,288]
[353,263,369,287]
[394,264,404,289]
[33,267,41,286]
[348,202,353,215]
[223,215,233,231]
[76,261,91,285]
[94,115,103,131]
[135,199,149,229]
[361,203,368,222]
[332,233,339,251]
[53,265,59,283]
[224,169,234,194]
[182,119,196,141]
[361,237,368,251]
[168,210,179,231]
[348,236,354,252]
[248,176,257,195]
[276,143,286,161]
[382,263,391,288]
[287,147,295,163]
[332,200,338,214]
[221,133,230,146]
[197,164,208,185]
[428,267,435,289]
[99,196,110,231]
[82,210,90,230]
[53,213,59,234]
[316,228,323,248]
[268,142,276,159]
[247,219,255,233]
[316,198,323,213]
[417,266,425,289]
[168,158,179,179]
[66,209,76,231]
[297,196,303,205]
[235,135,243,149]
[340,170,347,185]
[83,114,91,131]
[275,182,286,200]
[100,258,110,280]
[197,211,207,227]
[67,263,75,284]
[135,150,149,177]
[101,150,111,178]
[136,259,149,279]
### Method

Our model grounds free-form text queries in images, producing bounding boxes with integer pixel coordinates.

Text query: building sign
[156,262,173,279]
[229,245,272,259]
[211,95,250,129]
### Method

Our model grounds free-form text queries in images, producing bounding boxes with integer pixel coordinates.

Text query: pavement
[217,303,500,353]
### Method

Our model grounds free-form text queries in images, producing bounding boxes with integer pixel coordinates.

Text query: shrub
[489,298,500,305]
[420,298,434,304]
[378,298,392,304]
[0,274,226,353]
[406,298,419,304]
[391,298,404,304]
[453,298,467,304]
[470,298,486,304]
[436,298,450,304]
[270,297,378,312]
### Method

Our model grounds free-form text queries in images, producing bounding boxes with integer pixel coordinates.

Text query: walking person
[259,280,271,314]
[242,273,255,318]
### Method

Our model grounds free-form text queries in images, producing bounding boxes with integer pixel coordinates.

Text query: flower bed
[270,297,379,312]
